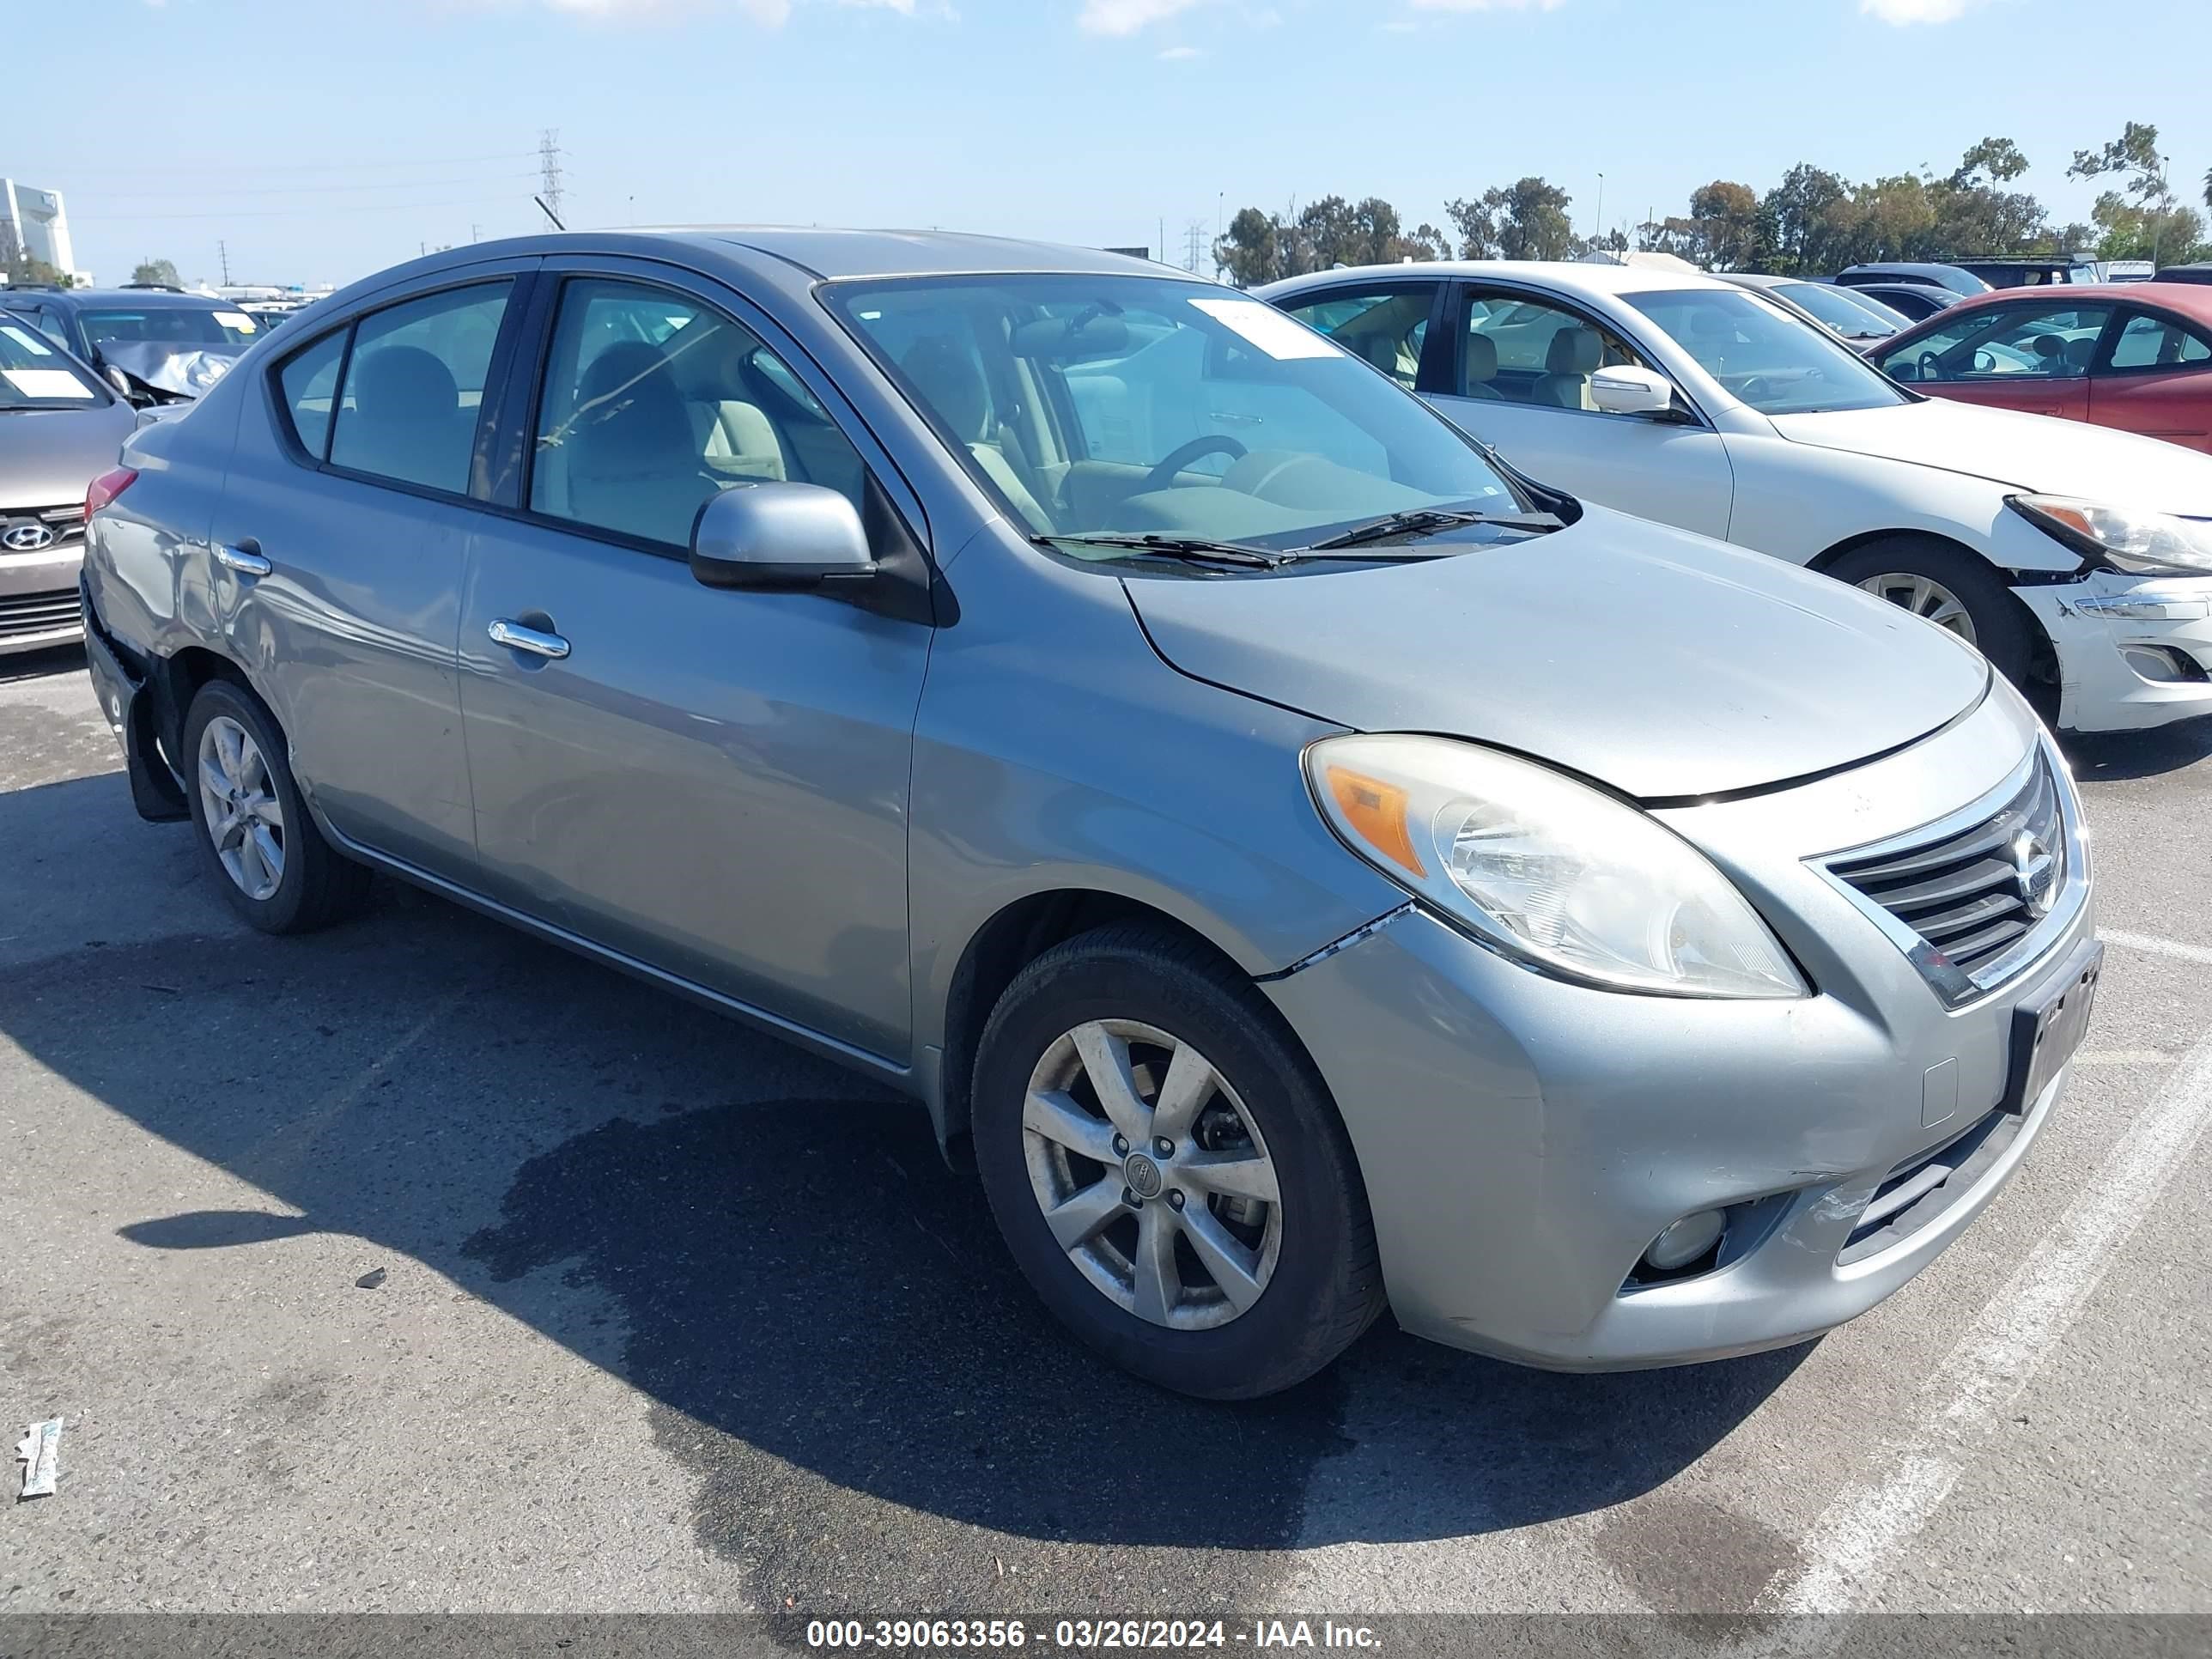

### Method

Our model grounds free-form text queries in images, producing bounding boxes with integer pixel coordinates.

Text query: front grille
[1838,1106,2022,1264]
[0,588,82,641]
[1,503,87,549]
[1828,756,2065,991]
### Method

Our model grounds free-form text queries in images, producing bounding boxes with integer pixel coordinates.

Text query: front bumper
[2017,571,2212,732]
[1263,687,2095,1370]
[0,536,84,656]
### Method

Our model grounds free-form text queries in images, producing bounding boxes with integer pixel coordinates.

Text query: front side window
[528,277,867,549]
[1626,289,1909,416]
[0,318,107,407]
[1462,290,1644,407]
[1880,302,2115,383]
[76,306,258,348]
[326,283,511,495]
[827,273,1524,550]
[1277,287,1436,391]
[2106,312,2212,374]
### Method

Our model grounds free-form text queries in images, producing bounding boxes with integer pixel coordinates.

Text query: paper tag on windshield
[3,368,94,399]
[1188,297,1339,361]
[214,311,258,333]
[1,324,55,356]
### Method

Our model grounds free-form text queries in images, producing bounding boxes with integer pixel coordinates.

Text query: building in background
[0,178,90,286]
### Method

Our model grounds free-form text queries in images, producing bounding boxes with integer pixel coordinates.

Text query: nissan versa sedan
[1268,261,2212,733]
[82,230,2099,1397]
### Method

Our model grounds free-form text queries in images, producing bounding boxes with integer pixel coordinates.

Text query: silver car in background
[81,231,2099,1397]
[1,319,135,654]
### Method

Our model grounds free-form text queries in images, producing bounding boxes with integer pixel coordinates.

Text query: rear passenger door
[1429,283,1735,538]
[456,260,934,1060]
[2089,307,2212,452]
[209,266,533,878]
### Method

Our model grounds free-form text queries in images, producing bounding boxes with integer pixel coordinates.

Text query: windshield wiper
[1304,507,1560,552]
[1035,532,1290,569]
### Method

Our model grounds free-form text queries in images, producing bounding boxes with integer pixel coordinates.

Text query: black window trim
[262,272,528,508]
[1898,298,2123,385]
[1447,278,1717,429]
[481,260,939,598]
[2094,304,2212,379]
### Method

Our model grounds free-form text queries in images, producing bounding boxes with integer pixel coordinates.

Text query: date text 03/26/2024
[804,1620,1382,1650]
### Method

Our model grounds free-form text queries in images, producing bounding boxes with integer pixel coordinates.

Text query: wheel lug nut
[1168,1190,1185,1212]
[1153,1137,1174,1158]
[1122,1187,1142,1209]
[1112,1135,1129,1156]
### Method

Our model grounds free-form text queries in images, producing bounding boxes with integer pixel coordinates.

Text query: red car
[1869,282,2212,453]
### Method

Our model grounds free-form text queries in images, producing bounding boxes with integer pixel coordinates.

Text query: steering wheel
[1919,350,1943,382]
[1139,435,1248,496]
[1735,375,1776,404]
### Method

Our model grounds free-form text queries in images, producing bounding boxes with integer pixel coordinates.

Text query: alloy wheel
[1856,571,1978,645]
[197,714,286,902]
[1021,1019,1282,1330]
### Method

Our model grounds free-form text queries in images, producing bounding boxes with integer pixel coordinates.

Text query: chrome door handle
[488,618,571,660]
[214,543,272,577]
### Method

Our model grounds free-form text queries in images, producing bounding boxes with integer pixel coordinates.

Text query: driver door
[1427,284,1735,539]
[1876,301,2111,422]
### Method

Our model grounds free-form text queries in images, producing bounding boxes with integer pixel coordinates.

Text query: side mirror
[1589,364,1680,419]
[690,483,877,592]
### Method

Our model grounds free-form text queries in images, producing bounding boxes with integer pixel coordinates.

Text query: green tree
[1213,206,1283,288]
[131,258,182,288]
[1759,164,1850,274]
[1446,177,1576,262]
[2068,121,2202,264]
[0,221,69,288]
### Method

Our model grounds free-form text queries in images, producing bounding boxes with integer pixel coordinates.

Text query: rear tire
[182,678,369,934]
[973,925,1385,1400]
[1824,536,2038,690]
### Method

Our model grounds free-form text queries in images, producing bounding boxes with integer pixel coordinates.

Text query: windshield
[824,274,1528,551]
[1626,289,1911,416]
[77,305,258,349]
[1777,282,1899,341]
[0,319,107,408]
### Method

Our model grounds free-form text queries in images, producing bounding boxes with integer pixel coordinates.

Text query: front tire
[1825,536,2038,690]
[973,925,1384,1400]
[183,678,369,934]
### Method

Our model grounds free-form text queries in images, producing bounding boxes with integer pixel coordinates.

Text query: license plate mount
[2002,940,2104,1115]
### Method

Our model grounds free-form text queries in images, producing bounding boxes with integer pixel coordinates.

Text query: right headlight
[1307,735,1808,1000]
[2008,495,2212,577]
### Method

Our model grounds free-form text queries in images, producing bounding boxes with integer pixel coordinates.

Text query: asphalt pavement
[2,643,2208,1620]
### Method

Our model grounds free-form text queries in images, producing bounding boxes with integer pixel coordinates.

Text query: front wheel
[1824,537,2038,690]
[973,926,1384,1399]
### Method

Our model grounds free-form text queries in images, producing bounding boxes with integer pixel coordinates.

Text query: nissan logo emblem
[2,520,57,553]
[2009,830,2058,919]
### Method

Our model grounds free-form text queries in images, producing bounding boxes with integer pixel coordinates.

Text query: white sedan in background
[1261,262,2212,732]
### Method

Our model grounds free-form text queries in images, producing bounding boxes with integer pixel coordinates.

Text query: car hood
[1126,507,1990,801]
[0,400,137,507]
[1771,397,2212,511]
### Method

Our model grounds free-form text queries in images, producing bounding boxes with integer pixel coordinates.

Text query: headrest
[1546,327,1602,374]
[2063,336,2097,369]
[1464,332,1498,383]
[573,341,693,459]
[2032,333,2065,364]
[354,346,457,421]
[901,336,989,441]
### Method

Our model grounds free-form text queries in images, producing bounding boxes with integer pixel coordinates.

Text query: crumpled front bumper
[2017,572,2212,732]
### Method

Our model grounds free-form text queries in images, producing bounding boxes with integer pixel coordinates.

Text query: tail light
[86,467,139,519]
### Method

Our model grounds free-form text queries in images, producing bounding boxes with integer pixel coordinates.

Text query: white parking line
[2102,928,2212,967]
[1761,1018,2212,1614]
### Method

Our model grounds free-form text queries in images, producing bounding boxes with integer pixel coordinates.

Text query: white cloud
[1859,0,1985,20]
[1079,0,1213,36]
[1158,42,1204,58]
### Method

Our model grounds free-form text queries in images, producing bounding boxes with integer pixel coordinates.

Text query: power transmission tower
[539,129,565,228]
[1184,220,1207,274]
[218,240,230,285]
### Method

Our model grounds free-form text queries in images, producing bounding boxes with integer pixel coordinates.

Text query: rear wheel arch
[149,646,258,785]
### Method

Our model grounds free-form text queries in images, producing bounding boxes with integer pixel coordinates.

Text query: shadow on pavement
[0,769,1802,1605]
[2062,715,2212,783]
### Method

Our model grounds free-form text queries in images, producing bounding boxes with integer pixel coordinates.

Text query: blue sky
[12,0,2211,289]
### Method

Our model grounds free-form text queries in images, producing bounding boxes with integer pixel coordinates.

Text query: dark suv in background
[0,285,262,406]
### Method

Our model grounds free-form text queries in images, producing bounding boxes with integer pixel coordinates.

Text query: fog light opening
[1642,1208,1728,1276]
[2120,645,2208,685]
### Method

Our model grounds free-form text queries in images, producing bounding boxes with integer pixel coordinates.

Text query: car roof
[1918,281,2212,325]
[3,288,235,309]
[1259,260,1740,303]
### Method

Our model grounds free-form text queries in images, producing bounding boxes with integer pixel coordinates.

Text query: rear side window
[1278,287,1437,390]
[327,283,511,495]
[277,330,348,459]
[2107,313,2212,373]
